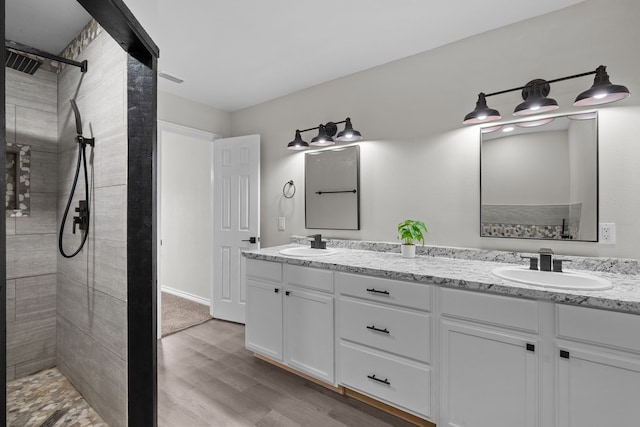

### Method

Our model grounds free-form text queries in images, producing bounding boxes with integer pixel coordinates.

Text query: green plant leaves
[397,219,428,245]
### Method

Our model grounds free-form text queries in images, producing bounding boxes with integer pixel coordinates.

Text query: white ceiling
[6,0,584,112]
[6,0,92,53]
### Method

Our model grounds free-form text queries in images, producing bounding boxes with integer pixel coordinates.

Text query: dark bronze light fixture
[463,65,630,125]
[287,117,363,150]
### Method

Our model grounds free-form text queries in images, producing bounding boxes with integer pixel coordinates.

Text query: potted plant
[397,219,428,258]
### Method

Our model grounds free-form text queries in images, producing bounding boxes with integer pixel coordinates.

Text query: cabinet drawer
[557,304,640,353]
[339,342,431,418]
[339,297,431,363]
[247,259,282,283]
[285,264,334,293]
[337,272,431,311]
[441,288,538,333]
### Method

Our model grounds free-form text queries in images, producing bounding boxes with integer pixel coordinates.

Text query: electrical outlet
[278,217,286,231]
[599,223,616,244]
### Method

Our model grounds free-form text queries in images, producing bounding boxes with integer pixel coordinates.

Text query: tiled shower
[6,20,129,427]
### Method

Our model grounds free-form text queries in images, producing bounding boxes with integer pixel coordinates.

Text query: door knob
[241,236,259,244]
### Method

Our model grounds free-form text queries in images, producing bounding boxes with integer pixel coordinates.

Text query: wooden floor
[158,319,416,427]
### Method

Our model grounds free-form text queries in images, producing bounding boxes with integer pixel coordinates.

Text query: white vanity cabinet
[336,272,434,420]
[245,259,336,385]
[245,259,284,361]
[439,288,540,427]
[556,304,640,427]
[283,264,335,384]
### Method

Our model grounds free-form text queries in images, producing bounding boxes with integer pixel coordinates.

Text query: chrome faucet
[308,234,326,249]
[538,248,554,272]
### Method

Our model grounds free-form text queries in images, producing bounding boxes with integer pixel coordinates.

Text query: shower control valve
[72,200,90,234]
[76,135,95,147]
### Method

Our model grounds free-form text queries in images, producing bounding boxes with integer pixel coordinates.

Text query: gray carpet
[161,292,212,337]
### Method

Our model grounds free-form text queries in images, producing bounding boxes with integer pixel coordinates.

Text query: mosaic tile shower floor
[7,368,107,427]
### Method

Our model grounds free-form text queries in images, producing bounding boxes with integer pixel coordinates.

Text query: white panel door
[440,320,538,427]
[557,344,640,427]
[213,135,260,323]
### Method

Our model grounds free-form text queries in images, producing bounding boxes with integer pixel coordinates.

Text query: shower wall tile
[30,150,58,193]
[93,292,127,360]
[15,356,57,379]
[6,55,58,381]
[15,106,58,153]
[57,233,88,283]
[56,318,101,395]
[6,103,16,143]
[94,131,127,188]
[6,234,57,279]
[16,274,57,322]
[57,274,127,360]
[6,68,57,114]
[7,365,16,382]
[7,279,16,322]
[57,275,91,333]
[57,26,128,426]
[15,192,57,235]
[88,238,127,302]
[93,185,126,243]
[6,217,16,236]
[6,315,56,367]
[57,317,127,427]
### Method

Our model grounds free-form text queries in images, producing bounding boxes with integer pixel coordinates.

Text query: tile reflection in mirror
[480,113,597,241]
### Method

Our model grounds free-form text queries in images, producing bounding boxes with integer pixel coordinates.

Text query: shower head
[5,49,42,75]
[70,99,83,135]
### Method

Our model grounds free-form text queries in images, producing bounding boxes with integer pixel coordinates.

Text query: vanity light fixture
[286,117,363,150]
[463,65,630,125]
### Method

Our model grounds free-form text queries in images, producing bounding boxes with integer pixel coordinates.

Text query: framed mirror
[480,112,598,241]
[305,145,360,230]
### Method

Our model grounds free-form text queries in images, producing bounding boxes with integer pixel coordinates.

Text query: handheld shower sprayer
[59,100,94,258]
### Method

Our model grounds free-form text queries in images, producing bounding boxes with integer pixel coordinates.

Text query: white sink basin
[492,266,613,291]
[279,247,337,257]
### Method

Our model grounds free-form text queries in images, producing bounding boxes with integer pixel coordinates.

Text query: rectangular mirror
[480,112,598,241]
[6,143,31,217]
[305,145,360,230]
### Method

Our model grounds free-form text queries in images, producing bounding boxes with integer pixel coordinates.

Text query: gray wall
[56,27,128,427]
[5,67,58,381]
[230,0,640,259]
[158,90,231,136]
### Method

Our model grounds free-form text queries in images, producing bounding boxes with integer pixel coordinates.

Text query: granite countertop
[243,244,640,315]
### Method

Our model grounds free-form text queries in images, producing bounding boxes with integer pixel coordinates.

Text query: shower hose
[58,121,92,258]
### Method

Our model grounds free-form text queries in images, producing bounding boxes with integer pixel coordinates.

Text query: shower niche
[5,142,30,217]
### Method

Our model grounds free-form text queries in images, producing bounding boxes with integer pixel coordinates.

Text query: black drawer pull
[366,325,390,334]
[285,291,290,296]
[274,288,280,293]
[560,350,570,359]
[367,374,390,385]
[526,343,535,352]
[366,288,390,295]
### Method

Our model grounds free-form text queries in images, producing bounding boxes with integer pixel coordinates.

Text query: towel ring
[283,180,296,199]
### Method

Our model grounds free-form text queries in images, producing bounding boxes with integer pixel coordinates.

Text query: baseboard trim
[161,286,210,306]
[253,353,434,427]
[253,353,344,394]
[343,388,435,427]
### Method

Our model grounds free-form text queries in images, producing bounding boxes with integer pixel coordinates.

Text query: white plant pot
[401,244,416,258]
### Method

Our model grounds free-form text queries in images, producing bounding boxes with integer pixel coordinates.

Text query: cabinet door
[284,287,334,384]
[441,320,538,427]
[245,279,283,361]
[557,345,640,427]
